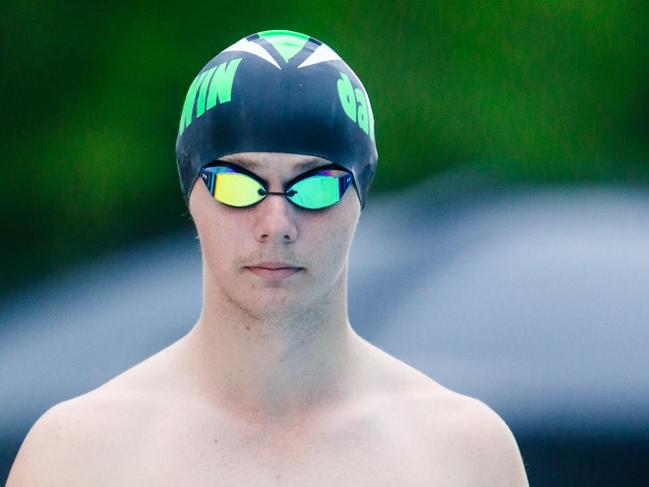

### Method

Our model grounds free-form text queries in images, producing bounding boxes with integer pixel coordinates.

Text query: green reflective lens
[288,174,342,209]
[214,172,265,207]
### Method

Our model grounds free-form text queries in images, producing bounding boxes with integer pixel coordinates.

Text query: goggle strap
[200,171,212,193]
[338,174,351,198]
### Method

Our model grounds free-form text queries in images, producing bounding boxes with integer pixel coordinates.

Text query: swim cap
[175,29,378,211]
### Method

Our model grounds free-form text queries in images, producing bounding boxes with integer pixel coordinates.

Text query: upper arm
[6,400,86,487]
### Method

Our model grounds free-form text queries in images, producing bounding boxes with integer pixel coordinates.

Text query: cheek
[306,215,356,271]
[196,210,240,270]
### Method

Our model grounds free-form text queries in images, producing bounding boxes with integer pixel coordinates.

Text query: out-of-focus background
[2,2,648,485]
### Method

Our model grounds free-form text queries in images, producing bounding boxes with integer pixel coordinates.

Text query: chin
[209,267,315,311]
[239,291,308,318]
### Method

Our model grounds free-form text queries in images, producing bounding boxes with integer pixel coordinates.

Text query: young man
[8,30,528,486]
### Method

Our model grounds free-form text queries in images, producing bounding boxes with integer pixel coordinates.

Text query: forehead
[220,152,331,174]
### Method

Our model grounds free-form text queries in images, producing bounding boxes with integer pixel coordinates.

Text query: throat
[180,317,364,423]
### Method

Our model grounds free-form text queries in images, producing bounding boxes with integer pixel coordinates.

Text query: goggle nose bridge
[259,189,298,197]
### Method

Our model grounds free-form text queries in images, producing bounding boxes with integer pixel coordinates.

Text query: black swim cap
[175,29,378,211]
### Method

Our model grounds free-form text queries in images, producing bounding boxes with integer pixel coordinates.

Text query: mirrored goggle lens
[200,167,264,207]
[215,172,265,207]
[288,173,350,209]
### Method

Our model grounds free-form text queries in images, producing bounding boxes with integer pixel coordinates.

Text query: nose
[254,189,299,243]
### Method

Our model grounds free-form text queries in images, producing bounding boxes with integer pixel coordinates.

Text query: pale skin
[7,152,529,486]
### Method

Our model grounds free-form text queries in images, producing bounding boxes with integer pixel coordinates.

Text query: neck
[180,263,364,424]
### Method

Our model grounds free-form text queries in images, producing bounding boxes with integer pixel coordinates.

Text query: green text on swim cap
[337,72,375,141]
[178,58,242,137]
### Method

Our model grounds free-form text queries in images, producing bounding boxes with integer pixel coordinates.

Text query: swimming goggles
[199,161,355,211]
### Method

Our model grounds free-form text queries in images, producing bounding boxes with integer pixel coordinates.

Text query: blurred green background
[2,0,648,297]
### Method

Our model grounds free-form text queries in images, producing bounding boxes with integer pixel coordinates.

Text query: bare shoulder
[425,390,529,486]
[394,373,529,487]
[6,352,169,487]
[6,391,118,486]
[360,340,529,486]
[6,400,72,486]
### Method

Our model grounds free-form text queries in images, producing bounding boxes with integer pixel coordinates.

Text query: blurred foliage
[1,0,648,296]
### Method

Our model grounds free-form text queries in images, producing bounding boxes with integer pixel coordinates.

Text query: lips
[247,262,302,270]
[245,262,303,280]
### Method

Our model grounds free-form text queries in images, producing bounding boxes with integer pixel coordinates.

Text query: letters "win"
[178,58,242,136]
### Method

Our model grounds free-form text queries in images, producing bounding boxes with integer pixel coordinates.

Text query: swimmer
[7,30,529,486]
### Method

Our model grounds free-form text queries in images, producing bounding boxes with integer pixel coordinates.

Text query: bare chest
[109,406,456,487]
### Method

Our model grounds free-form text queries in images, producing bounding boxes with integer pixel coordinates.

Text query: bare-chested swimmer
[7,30,528,486]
